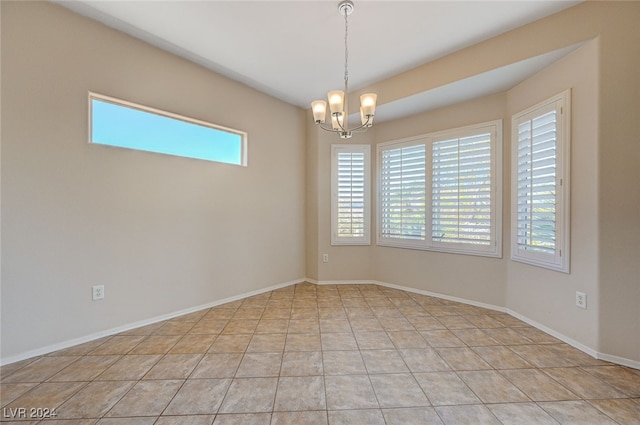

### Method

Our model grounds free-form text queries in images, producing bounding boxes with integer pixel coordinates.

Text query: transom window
[89,92,247,166]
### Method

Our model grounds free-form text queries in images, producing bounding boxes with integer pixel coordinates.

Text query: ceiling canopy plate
[338,0,354,16]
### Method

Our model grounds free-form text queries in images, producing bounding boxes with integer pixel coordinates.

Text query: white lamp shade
[328,90,345,115]
[360,93,377,117]
[360,107,374,127]
[311,100,327,123]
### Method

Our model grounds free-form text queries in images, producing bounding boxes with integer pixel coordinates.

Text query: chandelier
[311,0,377,139]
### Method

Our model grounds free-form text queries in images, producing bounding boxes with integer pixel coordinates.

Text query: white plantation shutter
[379,142,426,242]
[432,132,492,247]
[511,91,570,272]
[377,121,501,256]
[516,111,557,254]
[337,152,365,237]
[331,145,370,245]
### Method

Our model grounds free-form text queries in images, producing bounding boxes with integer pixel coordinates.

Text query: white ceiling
[56,0,581,121]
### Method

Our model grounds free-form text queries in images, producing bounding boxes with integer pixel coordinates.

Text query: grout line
[3,282,639,424]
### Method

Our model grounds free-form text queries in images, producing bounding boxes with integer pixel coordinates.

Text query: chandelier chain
[344,6,349,88]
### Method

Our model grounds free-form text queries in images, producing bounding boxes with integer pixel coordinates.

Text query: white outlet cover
[92,285,105,301]
[576,291,586,309]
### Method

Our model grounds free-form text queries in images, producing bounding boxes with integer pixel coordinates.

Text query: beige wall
[1,1,306,361]
[506,39,600,350]
[595,2,640,364]
[305,109,320,281]
[309,126,374,282]
[2,1,638,366]
[311,2,640,364]
[371,93,507,307]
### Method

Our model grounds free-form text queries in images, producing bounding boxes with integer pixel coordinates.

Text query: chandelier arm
[347,117,373,133]
[336,114,348,132]
[316,122,352,139]
[316,122,342,134]
[316,115,371,135]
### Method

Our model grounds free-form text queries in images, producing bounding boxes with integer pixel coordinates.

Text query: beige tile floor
[2,282,639,424]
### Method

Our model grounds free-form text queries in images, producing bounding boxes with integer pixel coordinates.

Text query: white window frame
[377,120,502,257]
[331,144,371,245]
[511,90,571,273]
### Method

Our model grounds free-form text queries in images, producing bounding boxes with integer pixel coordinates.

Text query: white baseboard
[312,279,378,286]
[314,278,640,371]
[0,278,305,366]
[373,280,508,314]
[504,308,599,358]
[597,352,640,370]
[4,277,638,371]
[508,309,640,370]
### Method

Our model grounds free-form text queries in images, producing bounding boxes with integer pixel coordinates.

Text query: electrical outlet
[322,254,329,263]
[575,291,586,309]
[92,285,105,301]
